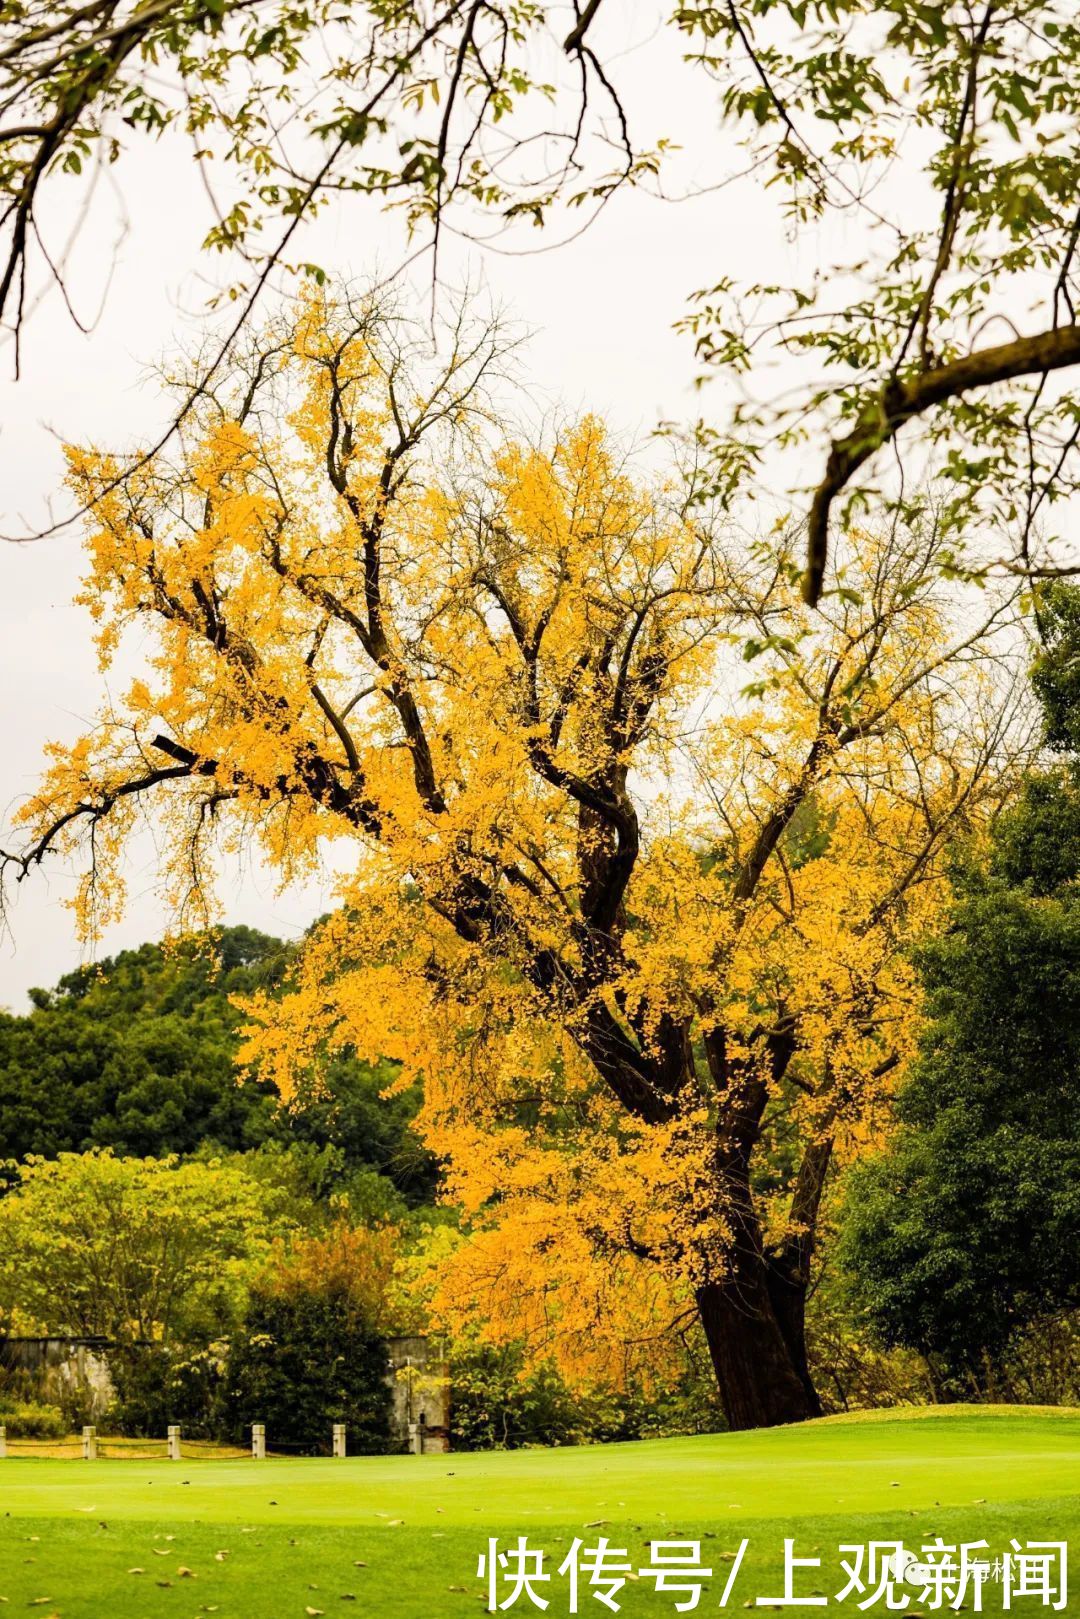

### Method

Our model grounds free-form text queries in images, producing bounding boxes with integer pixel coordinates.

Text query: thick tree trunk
[696,1266,821,1430]
[696,1127,825,1430]
[765,1259,820,1413]
[764,1136,833,1415]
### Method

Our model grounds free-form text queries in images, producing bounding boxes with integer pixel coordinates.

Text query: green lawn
[0,1408,1076,1616]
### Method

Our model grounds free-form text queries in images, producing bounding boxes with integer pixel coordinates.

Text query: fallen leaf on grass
[305,1609,325,1616]
[177,1567,196,1578]
[352,1562,367,1569]
[127,1568,145,1575]
[214,1552,230,1562]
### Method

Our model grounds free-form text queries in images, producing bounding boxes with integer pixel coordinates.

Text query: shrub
[0,1400,65,1437]
[449,1342,727,1450]
[220,1287,390,1453]
[218,1223,396,1453]
[108,1343,226,1439]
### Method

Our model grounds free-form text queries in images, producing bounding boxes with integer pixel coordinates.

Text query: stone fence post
[251,1422,266,1460]
[167,1425,181,1461]
[82,1425,97,1460]
[0,1424,6,1458]
[332,1423,346,1458]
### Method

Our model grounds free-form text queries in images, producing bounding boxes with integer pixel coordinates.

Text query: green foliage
[989,769,1080,895]
[449,1342,727,1450]
[0,1150,276,1344]
[0,1399,65,1438]
[842,889,1080,1377]
[998,1311,1080,1406]
[1032,582,1080,755]
[108,1342,227,1440]
[0,928,287,1160]
[220,1289,390,1454]
[841,584,1080,1390]
[841,868,1080,1386]
[285,1053,438,1205]
[0,926,436,1203]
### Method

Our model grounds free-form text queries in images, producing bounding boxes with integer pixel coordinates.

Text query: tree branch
[805,321,1080,605]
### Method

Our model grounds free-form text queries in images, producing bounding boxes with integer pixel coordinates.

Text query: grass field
[0,1408,1076,1616]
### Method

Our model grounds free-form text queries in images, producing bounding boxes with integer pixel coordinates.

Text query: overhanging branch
[805,321,1080,605]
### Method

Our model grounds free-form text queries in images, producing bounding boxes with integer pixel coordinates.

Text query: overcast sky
[0,10,827,1008]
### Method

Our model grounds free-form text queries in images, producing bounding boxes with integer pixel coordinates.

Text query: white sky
[0,9,878,1008]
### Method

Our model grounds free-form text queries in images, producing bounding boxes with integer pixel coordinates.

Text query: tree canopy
[841,584,1080,1388]
[219,1223,399,1451]
[0,924,436,1198]
[0,1149,275,1341]
[0,926,286,1159]
[0,286,1030,1427]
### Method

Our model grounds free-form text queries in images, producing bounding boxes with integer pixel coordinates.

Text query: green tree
[841,587,1080,1389]
[0,925,437,1200]
[219,1225,397,1452]
[0,928,287,1159]
[0,1150,275,1342]
[840,883,1080,1389]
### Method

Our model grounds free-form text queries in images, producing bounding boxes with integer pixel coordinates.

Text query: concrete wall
[0,1336,116,1420]
[385,1334,450,1453]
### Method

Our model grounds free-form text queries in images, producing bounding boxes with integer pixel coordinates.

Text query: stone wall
[385,1334,450,1453]
[0,1336,117,1420]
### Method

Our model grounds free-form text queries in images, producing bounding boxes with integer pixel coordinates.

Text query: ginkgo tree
[2,286,1030,1428]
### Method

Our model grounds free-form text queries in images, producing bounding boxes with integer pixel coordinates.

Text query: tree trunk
[764,1136,833,1415]
[696,1268,820,1429]
[765,1257,822,1414]
[691,1028,832,1428]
